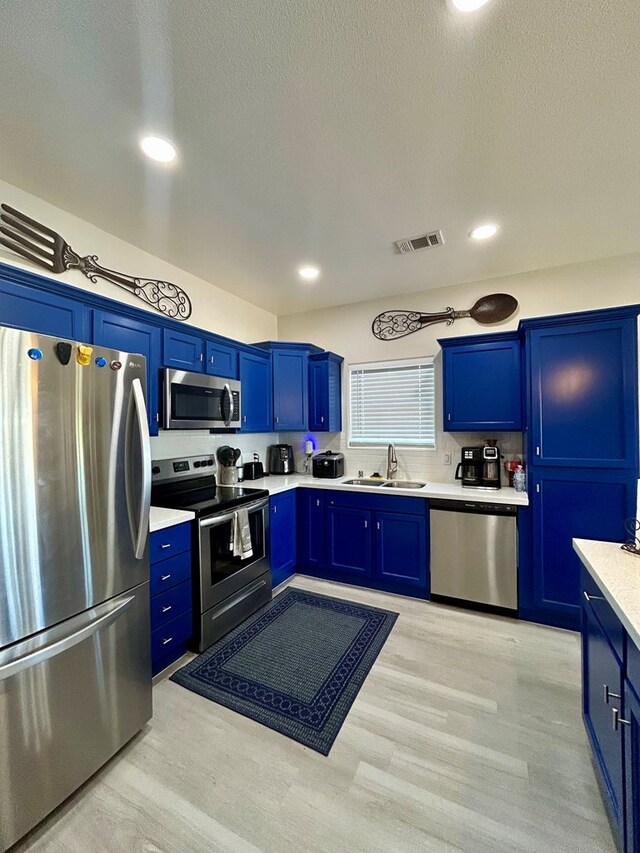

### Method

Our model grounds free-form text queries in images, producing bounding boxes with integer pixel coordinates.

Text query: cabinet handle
[155,413,160,423]
[210,355,214,364]
[199,353,204,363]
[376,521,380,530]
[162,605,172,614]
[160,543,171,549]
[535,446,540,456]
[364,519,368,528]
[604,684,621,704]
[612,707,631,730]
[448,413,451,422]
[316,499,320,506]
[583,590,605,603]
[320,416,324,423]
[161,574,171,581]
[162,637,173,646]
[273,505,277,513]
[243,415,247,423]
[536,484,540,493]
[275,416,279,424]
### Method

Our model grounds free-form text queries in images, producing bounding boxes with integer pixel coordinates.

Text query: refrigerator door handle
[126,377,152,560]
[0,593,135,682]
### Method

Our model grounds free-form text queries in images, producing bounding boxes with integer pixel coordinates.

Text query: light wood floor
[15,577,614,853]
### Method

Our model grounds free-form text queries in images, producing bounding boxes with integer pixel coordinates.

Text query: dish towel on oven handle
[230,508,253,560]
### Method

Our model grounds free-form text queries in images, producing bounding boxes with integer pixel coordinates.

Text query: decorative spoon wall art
[0,203,192,320]
[372,293,518,340]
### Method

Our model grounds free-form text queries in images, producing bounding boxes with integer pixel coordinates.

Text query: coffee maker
[455,445,501,490]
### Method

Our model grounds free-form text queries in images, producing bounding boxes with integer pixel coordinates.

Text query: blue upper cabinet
[258,343,309,430]
[239,350,272,432]
[93,310,162,436]
[0,277,90,341]
[163,328,204,373]
[440,332,522,432]
[528,318,638,468]
[205,340,238,379]
[309,352,343,432]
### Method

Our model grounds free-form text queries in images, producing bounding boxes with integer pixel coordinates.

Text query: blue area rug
[170,587,398,755]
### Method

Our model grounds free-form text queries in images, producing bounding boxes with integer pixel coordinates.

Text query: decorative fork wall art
[0,204,192,320]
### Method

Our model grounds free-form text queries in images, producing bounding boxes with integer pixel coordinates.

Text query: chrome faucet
[386,443,398,480]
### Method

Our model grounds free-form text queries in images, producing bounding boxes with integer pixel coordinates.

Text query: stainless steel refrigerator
[0,325,152,851]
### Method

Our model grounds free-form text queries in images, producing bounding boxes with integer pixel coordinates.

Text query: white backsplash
[280,431,524,484]
[150,430,279,478]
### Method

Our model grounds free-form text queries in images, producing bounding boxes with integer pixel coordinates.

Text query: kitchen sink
[381,480,426,489]
[342,478,386,487]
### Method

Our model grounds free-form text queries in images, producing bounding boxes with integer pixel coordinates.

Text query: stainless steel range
[151,455,271,651]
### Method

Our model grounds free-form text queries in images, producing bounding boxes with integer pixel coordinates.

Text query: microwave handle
[223,382,233,427]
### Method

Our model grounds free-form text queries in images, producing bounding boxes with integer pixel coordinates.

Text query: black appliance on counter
[151,455,271,652]
[455,445,501,490]
[313,450,345,479]
[268,444,294,474]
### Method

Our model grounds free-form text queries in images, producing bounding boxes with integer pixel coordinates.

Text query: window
[348,357,435,447]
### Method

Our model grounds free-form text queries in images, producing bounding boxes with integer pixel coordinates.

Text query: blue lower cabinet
[581,599,624,847]
[93,310,162,435]
[624,680,640,852]
[375,511,427,588]
[524,469,635,630]
[270,490,297,587]
[150,525,193,675]
[327,505,372,578]
[297,490,325,569]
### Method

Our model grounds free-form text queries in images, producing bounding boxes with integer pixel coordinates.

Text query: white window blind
[348,358,435,447]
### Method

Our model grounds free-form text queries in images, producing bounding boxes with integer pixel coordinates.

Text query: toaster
[312,451,345,479]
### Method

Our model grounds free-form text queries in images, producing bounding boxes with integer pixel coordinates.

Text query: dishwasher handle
[429,498,517,516]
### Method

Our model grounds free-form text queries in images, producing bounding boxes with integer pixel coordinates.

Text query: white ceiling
[1,0,640,315]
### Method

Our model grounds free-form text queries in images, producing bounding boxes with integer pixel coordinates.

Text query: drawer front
[151,610,192,662]
[150,550,192,597]
[150,522,191,563]
[325,490,427,516]
[150,580,192,630]
[582,567,624,664]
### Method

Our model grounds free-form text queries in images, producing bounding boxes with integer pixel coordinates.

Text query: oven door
[164,369,241,429]
[198,498,270,612]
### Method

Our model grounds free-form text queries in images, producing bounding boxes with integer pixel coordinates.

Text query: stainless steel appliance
[0,326,152,852]
[455,445,502,490]
[163,369,241,429]
[268,443,294,474]
[312,450,345,478]
[151,456,271,651]
[429,499,517,611]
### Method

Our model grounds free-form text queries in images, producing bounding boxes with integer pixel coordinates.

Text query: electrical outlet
[443,452,451,465]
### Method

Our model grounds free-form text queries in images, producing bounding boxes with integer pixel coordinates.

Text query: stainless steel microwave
[163,369,241,429]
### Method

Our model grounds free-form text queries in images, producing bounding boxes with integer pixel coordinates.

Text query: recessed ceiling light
[451,0,492,11]
[470,223,499,241]
[297,265,320,281]
[139,136,177,164]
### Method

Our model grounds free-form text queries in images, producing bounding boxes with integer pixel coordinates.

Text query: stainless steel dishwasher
[429,499,518,611]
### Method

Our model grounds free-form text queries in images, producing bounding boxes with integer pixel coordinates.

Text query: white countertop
[240,473,529,505]
[149,506,196,533]
[574,538,640,650]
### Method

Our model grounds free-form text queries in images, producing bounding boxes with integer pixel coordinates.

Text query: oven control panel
[151,455,216,482]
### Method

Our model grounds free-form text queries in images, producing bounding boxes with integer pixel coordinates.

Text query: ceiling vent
[394,230,444,254]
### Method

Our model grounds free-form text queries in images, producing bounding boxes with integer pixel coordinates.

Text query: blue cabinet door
[272,347,309,430]
[529,319,638,468]
[326,505,372,578]
[624,679,640,853]
[163,328,204,372]
[582,601,624,847]
[309,352,343,432]
[0,278,90,341]
[239,351,272,432]
[375,511,428,588]
[93,310,161,435]
[270,490,297,587]
[529,470,634,629]
[297,490,325,569]
[441,334,522,431]
[205,340,238,379]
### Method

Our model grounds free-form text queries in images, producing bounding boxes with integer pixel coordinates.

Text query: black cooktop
[151,476,269,518]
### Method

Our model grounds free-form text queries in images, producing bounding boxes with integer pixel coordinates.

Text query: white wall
[279,252,640,482]
[0,179,277,342]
